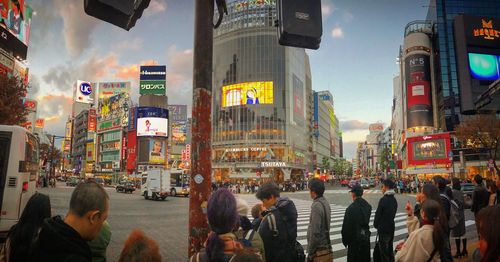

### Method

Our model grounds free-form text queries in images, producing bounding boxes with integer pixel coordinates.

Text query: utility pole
[188,0,214,257]
[49,135,55,187]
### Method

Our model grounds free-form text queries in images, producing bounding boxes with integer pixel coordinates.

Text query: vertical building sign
[126,131,137,171]
[88,108,97,132]
[292,74,305,127]
[405,54,433,128]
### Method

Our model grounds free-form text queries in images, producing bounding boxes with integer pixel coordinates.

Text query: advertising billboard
[86,143,95,162]
[97,92,130,132]
[139,65,166,95]
[128,107,138,131]
[454,15,500,113]
[468,53,500,81]
[405,53,433,128]
[222,81,273,107]
[172,121,187,143]
[292,74,305,126]
[88,108,97,132]
[137,117,168,137]
[369,123,384,133]
[75,81,94,104]
[0,48,14,74]
[140,65,167,80]
[65,120,72,139]
[0,0,32,60]
[149,139,166,164]
[126,131,137,171]
[407,133,451,167]
[167,105,188,122]
[98,82,131,99]
[23,99,36,111]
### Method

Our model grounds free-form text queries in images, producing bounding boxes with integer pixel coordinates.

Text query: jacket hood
[384,189,396,196]
[275,197,297,220]
[37,216,91,259]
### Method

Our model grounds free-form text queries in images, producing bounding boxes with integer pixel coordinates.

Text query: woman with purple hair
[190,188,244,262]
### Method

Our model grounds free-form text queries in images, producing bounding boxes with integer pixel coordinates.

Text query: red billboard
[126,131,137,172]
[407,133,452,166]
[88,108,97,132]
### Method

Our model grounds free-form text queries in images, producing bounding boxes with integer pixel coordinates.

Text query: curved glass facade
[211,0,312,182]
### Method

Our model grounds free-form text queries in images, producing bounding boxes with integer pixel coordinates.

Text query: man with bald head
[30,181,110,262]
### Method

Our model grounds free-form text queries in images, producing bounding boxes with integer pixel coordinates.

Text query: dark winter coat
[374,190,398,236]
[258,197,298,262]
[29,216,92,262]
[471,185,490,215]
[341,197,372,262]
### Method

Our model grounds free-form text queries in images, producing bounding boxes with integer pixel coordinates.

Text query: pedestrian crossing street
[240,196,475,262]
[294,189,382,194]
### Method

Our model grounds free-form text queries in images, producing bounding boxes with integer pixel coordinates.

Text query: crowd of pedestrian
[1,175,499,262]
[212,181,308,194]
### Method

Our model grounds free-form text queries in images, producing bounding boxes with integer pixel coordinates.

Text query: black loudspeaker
[84,0,151,31]
[277,0,323,50]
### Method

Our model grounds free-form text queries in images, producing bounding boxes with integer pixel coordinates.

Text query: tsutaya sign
[225,147,267,153]
[261,162,286,168]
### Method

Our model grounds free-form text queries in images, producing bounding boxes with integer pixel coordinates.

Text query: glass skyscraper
[211,0,312,183]
[426,0,500,131]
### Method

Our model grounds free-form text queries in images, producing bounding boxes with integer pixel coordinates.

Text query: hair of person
[69,181,109,217]
[422,199,445,255]
[231,248,264,262]
[255,182,280,201]
[118,229,161,262]
[422,183,441,203]
[308,178,325,197]
[7,193,51,261]
[452,178,461,191]
[382,179,395,189]
[206,188,239,261]
[251,204,263,220]
[432,175,447,190]
[477,205,500,262]
[487,180,498,193]
[474,174,483,185]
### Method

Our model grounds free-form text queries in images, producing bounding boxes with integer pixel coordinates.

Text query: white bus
[169,168,189,197]
[0,125,39,237]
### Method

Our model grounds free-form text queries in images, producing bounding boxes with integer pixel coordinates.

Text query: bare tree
[455,113,500,175]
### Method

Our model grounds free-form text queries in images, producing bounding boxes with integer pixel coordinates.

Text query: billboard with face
[293,74,305,127]
[149,139,166,164]
[222,81,273,107]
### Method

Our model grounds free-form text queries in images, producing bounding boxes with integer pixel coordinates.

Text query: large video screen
[468,53,500,81]
[412,139,446,161]
[137,117,168,137]
[222,81,273,107]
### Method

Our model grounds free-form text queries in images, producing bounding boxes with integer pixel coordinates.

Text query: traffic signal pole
[188,0,214,257]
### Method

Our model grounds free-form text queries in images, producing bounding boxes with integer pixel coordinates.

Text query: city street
[40,184,479,261]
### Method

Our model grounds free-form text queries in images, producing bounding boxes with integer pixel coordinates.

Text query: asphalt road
[38,183,478,261]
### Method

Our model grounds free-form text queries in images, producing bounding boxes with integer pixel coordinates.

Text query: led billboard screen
[407,133,451,167]
[468,53,500,81]
[137,117,168,137]
[222,81,273,107]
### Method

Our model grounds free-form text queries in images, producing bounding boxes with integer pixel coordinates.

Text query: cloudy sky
[26,0,428,159]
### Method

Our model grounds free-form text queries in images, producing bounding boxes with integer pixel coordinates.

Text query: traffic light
[84,0,151,31]
[276,0,323,50]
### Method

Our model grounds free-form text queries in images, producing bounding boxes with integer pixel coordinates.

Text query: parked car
[360,179,370,189]
[66,177,80,187]
[340,179,349,187]
[116,182,136,194]
[368,178,376,187]
[348,179,359,188]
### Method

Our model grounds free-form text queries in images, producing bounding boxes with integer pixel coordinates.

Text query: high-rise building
[426,0,500,131]
[211,0,312,182]
[313,91,334,168]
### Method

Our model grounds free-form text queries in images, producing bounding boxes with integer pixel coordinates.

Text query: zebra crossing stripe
[297,214,408,232]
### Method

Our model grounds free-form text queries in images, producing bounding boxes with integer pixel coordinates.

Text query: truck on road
[140,169,170,201]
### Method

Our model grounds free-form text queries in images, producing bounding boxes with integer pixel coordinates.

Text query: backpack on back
[263,208,305,262]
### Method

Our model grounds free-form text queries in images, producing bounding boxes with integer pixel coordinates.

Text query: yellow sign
[222,81,274,107]
[473,19,500,40]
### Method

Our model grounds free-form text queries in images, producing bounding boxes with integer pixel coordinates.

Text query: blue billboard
[139,65,167,81]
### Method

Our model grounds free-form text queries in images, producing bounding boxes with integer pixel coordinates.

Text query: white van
[169,168,190,197]
[141,169,170,201]
[0,125,38,237]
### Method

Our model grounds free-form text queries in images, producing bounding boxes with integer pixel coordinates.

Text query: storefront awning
[405,168,452,175]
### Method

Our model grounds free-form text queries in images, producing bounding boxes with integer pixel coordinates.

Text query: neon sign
[473,19,500,41]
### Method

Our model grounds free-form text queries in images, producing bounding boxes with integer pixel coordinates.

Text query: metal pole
[50,135,55,187]
[188,0,214,257]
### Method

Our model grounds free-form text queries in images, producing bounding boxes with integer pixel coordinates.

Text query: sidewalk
[453,239,479,262]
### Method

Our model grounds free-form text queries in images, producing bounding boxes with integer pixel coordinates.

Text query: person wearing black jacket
[30,182,109,262]
[432,176,453,262]
[471,174,490,236]
[373,179,397,262]
[341,185,372,262]
[257,182,299,262]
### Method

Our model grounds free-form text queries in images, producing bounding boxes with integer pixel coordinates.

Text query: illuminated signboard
[222,81,273,107]
[149,139,166,164]
[472,19,500,41]
[407,133,451,167]
[468,53,500,81]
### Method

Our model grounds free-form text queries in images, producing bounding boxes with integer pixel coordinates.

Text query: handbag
[310,201,333,262]
[373,234,381,262]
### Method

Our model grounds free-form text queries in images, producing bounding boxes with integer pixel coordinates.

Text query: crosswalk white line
[239,196,475,261]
